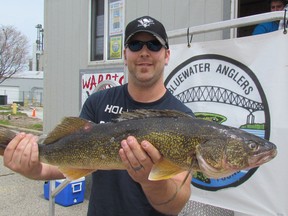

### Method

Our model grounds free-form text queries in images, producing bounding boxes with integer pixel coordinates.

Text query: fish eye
[247,141,259,151]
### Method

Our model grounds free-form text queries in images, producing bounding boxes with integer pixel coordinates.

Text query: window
[237,0,270,37]
[91,0,104,61]
[90,0,124,62]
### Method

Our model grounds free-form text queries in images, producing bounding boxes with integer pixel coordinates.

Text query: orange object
[32,108,36,117]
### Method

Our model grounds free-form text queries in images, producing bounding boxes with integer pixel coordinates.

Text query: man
[253,0,287,35]
[3,16,193,216]
[278,3,288,29]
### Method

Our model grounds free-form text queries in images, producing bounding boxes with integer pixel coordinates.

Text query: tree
[0,25,29,84]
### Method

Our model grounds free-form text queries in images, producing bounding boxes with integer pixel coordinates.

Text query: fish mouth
[248,148,277,167]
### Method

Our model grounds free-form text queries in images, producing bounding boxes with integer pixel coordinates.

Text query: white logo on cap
[137,18,154,28]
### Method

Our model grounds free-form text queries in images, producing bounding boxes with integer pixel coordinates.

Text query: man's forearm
[141,173,192,215]
[32,164,65,180]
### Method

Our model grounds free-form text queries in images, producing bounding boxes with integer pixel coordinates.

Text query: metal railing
[0,90,43,107]
[167,11,285,39]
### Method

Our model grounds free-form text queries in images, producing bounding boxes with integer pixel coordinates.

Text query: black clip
[283,8,287,34]
[187,27,193,47]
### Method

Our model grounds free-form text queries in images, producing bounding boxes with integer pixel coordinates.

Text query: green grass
[0,111,27,116]
[0,106,11,111]
[0,119,11,126]
[0,107,43,131]
[29,123,43,131]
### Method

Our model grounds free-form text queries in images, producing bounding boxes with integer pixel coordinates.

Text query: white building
[0,70,43,106]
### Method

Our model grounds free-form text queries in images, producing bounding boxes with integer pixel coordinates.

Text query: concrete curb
[0,124,43,135]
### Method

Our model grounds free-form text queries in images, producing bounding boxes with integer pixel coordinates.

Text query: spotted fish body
[0,109,277,180]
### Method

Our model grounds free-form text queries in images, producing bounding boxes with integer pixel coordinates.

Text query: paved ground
[21,106,44,120]
[0,159,89,216]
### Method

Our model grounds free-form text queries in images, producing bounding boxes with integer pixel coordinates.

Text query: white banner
[164,30,288,216]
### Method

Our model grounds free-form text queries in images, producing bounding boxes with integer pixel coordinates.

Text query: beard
[130,70,164,88]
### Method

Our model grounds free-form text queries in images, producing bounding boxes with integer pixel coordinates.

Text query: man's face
[270,1,285,11]
[124,32,170,87]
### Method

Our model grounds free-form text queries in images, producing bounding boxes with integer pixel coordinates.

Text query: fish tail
[0,127,17,156]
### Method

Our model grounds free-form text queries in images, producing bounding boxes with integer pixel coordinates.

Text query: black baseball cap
[124,16,169,49]
[268,0,287,4]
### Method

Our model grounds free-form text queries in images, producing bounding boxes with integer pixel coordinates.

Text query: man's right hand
[3,132,44,179]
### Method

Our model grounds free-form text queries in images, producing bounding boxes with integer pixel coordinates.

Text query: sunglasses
[126,40,164,52]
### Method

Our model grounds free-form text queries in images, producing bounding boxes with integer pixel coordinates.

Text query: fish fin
[114,109,193,122]
[0,127,17,156]
[43,117,95,145]
[149,160,193,206]
[148,158,185,181]
[58,167,96,180]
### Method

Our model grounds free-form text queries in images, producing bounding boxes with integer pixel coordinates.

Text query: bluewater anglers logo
[164,54,270,191]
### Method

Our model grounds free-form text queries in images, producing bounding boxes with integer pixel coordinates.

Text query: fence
[0,90,43,107]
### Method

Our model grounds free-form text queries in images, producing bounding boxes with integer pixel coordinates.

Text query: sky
[0,0,44,56]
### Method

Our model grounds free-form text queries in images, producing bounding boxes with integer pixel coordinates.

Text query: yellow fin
[59,167,96,180]
[148,159,185,181]
[43,117,94,145]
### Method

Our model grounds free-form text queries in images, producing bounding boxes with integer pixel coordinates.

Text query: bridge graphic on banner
[175,86,264,124]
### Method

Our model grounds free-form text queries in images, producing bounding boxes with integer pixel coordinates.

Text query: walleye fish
[0,109,277,181]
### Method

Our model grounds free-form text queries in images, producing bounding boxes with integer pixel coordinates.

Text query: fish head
[226,132,277,169]
[196,128,277,179]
